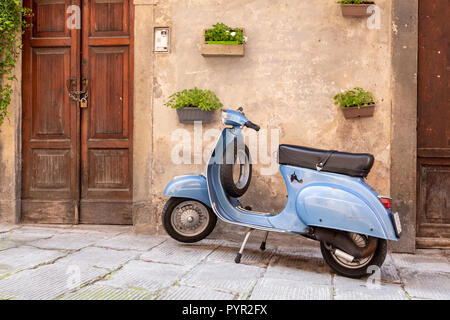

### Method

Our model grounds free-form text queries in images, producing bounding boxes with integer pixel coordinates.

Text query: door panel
[22,0,80,224]
[80,0,133,224]
[22,0,133,225]
[417,0,450,248]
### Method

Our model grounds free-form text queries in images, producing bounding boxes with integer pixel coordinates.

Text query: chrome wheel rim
[329,233,375,269]
[170,201,210,237]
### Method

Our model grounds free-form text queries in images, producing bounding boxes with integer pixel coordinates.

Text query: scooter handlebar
[244,121,260,132]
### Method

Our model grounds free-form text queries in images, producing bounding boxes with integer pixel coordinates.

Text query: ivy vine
[0,0,32,127]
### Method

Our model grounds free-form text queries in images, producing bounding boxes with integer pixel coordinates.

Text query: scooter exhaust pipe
[334,249,355,263]
[314,227,378,259]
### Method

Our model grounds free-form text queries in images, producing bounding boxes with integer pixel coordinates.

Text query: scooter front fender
[164,175,211,208]
[297,183,398,241]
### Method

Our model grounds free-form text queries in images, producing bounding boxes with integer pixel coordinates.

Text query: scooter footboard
[164,175,211,207]
[297,185,398,241]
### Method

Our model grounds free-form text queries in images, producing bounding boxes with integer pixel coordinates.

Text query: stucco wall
[135,0,393,234]
[0,53,21,223]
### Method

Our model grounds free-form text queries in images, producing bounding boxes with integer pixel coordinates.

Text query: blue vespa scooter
[163,108,401,278]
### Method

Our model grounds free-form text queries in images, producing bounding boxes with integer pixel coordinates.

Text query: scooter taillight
[379,197,392,210]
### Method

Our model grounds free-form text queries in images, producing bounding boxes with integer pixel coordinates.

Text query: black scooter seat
[278,144,374,178]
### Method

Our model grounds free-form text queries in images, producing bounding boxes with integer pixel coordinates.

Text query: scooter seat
[278,145,374,178]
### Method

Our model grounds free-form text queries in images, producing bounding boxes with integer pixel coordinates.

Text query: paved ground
[0,224,449,300]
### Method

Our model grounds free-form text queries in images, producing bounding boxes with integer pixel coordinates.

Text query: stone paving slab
[0,224,19,233]
[140,239,222,267]
[180,260,265,296]
[94,234,167,251]
[400,270,450,300]
[60,284,154,300]
[263,263,332,285]
[0,246,66,277]
[269,246,330,274]
[96,260,190,292]
[30,232,117,251]
[333,275,408,300]
[58,246,141,270]
[207,241,275,266]
[391,252,450,273]
[0,229,56,246]
[0,262,107,300]
[250,277,332,300]
[0,239,18,251]
[0,246,139,300]
[157,285,235,300]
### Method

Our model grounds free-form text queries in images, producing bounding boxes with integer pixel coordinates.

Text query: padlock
[80,98,88,108]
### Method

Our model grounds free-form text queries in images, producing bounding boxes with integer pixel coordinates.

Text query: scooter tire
[320,238,387,279]
[162,197,217,243]
[220,144,252,198]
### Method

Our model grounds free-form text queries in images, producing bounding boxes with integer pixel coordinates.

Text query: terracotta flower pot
[340,4,374,17]
[176,107,213,123]
[341,104,375,119]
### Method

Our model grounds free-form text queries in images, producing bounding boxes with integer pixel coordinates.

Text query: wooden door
[417,0,450,248]
[79,0,133,224]
[22,0,133,225]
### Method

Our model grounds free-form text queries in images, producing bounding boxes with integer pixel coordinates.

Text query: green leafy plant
[333,87,375,108]
[165,88,223,112]
[205,23,246,44]
[0,0,32,127]
[337,0,374,4]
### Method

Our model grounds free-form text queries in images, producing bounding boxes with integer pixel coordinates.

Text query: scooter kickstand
[260,231,269,251]
[235,228,254,264]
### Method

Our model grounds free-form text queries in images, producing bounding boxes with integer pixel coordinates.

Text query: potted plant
[338,0,375,17]
[333,87,376,119]
[201,23,246,57]
[165,88,223,123]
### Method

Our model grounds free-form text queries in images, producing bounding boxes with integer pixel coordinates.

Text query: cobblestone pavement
[0,224,449,300]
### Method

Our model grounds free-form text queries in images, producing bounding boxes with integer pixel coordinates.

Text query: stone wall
[133,0,393,235]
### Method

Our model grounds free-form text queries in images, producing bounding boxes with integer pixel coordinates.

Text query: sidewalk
[0,224,449,300]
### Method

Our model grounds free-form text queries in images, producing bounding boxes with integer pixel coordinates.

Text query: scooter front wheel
[320,235,387,279]
[162,197,217,243]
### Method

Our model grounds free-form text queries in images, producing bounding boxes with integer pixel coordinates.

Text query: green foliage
[165,88,223,112]
[205,23,246,44]
[333,87,375,108]
[337,0,374,4]
[0,0,32,127]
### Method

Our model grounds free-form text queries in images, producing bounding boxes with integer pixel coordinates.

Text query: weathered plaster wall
[0,54,21,223]
[137,0,393,235]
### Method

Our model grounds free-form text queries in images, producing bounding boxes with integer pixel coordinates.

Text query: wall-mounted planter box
[340,4,374,17]
[201,44,244,56]
[342,104,375,119]
[201,29,245,57]
[177,107,213,123]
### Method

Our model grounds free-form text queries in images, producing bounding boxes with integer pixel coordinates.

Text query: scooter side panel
[164,175,211,207]
[292,171,398,240]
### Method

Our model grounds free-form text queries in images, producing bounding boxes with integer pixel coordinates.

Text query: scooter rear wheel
[162,197,217,243]
[320,235,387,278]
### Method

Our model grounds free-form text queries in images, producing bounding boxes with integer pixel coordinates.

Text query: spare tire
[220,143,252,198]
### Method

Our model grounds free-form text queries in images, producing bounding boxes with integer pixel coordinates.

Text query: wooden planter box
[341,104,375,119]
[201,29,245,57]
[340,4,374,17]
[176,107,213,123]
